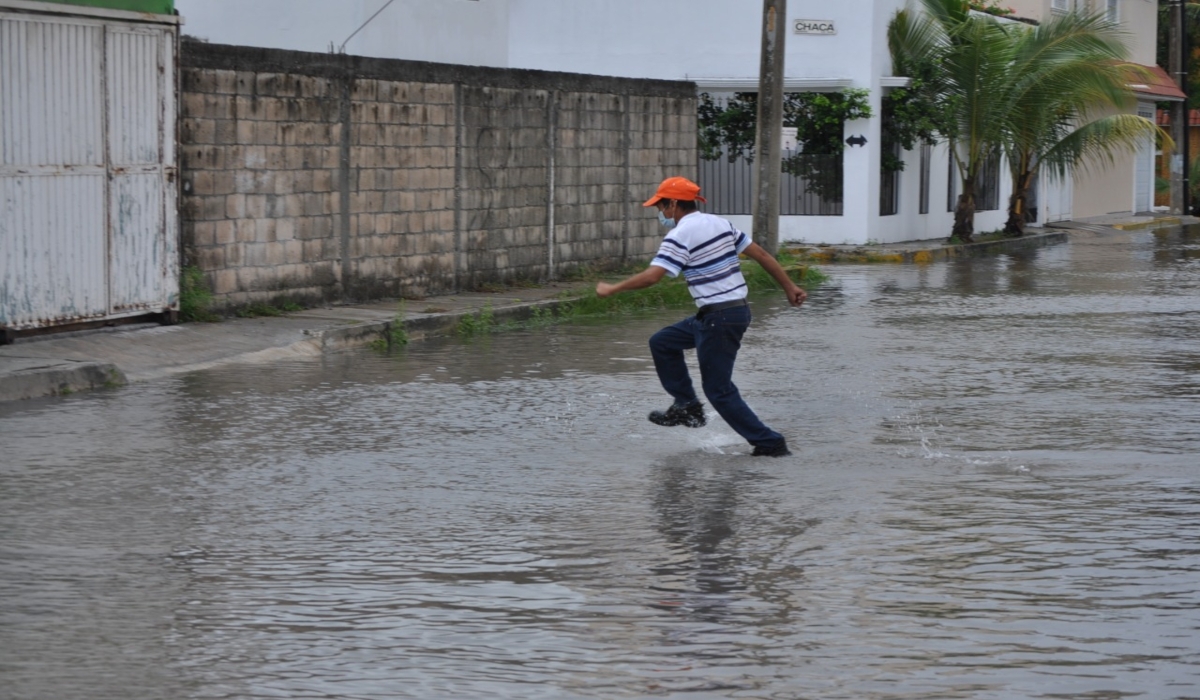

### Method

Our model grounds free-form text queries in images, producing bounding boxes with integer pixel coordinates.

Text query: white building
[175,0,1167,244]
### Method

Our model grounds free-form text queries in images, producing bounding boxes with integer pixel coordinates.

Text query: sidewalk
[0,281,592,402]
[786,214,1194,264]
[3,213,1195,403]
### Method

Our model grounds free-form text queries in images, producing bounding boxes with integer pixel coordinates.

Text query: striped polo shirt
[650,212,752,308]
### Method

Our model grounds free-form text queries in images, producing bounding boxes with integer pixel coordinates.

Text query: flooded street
[3,229,1200,699]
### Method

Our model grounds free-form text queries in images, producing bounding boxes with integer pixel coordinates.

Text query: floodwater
[3,229,1200,699]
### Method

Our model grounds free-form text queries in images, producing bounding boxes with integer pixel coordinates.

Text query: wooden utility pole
[1171,0,1185,214]
[1183,0,1192,215]
[753,0,787,253]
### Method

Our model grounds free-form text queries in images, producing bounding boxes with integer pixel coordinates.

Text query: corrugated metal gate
[1134,102,1155,214]
[0,2,178,338]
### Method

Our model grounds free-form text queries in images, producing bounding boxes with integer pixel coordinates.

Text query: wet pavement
[3,227,1200,699]
[0,281,594,400]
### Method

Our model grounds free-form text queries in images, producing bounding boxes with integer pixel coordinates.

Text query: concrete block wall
[460,86,552,288]
[625,95,699,261]
[552,91,625,270]
[180,69,342,306]
[179,42,697,309]
[349,79,459,298]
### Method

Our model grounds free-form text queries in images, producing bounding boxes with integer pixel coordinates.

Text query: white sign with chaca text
[793,19,836,35]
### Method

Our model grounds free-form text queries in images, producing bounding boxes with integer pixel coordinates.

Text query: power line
[337,0,397,54]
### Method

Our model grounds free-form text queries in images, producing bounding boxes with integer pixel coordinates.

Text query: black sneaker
[751,441,791,457]
[648,402,706,428]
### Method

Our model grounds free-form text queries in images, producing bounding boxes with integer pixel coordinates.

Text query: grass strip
[561,252,826,319]
[446,254,828,340]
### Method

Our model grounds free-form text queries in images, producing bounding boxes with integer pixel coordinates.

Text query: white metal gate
[1134,102,1155,214]
[0,4,178,336]
[1041,172,1073,224]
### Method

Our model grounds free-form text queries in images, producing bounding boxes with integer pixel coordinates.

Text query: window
[947,150,957,212]
[919,143,931,215]
[947,148,1000,212]
[880,140,900,217]
[1106,0,1119,23]
[976,150,1001,212]
[880,165,899,216]
[1051,0,1069,12]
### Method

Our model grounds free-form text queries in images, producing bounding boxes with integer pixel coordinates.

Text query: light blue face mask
[657,208,675,229]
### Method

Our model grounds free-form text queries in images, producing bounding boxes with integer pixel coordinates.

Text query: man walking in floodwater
[596,176,806,457]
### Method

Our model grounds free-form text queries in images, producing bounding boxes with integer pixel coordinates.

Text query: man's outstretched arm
[742,243,807,307]
[596,265,669,298]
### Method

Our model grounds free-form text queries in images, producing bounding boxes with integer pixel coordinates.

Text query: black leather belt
[696,298,748,318]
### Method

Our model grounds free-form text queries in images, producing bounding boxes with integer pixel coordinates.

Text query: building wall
[1120,0,1157,65]
[179,41,694,309]
[1004,0,1155,64]
[176,0,906,86]
[996,0,1156,219]
[1073,143,1139,217]
[175,0,510,68]
[1067,102,1141,218]
[1100,1,1158,216]
[508,0,905,85]
[1004,0,1047,20]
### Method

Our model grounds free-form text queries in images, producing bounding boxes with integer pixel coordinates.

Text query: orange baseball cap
[643,176,707,207]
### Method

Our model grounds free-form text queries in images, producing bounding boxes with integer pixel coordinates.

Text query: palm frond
[1039,114,1173,180]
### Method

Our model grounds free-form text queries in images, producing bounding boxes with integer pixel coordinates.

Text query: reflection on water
[3,229,1200,699]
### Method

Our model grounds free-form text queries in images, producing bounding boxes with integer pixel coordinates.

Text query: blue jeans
[648,304,785,448]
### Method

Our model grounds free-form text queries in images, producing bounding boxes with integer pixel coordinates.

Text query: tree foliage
[889,0,1017,241]
[966,0,1014,16]
[698,89,872,201]
[889,0,1166,240]
[697,94,757,163]
[881,77,956,173]
[1155,0,1200,110]
[783,91,872,201]
[698,90,873,162]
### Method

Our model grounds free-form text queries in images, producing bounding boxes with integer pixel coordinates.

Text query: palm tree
[1001,13,1170,236]
[889,0,1016,242]
[889,0,1169,241]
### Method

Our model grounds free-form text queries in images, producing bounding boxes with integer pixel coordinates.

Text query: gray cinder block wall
[179,42,697,308]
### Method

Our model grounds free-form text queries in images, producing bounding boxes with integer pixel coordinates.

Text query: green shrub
[450,255,827,340]
[457,305,496,337]
[561,254,826,320]
[235,298,306,318]
[235,303,283,318]
[179,266,220,322]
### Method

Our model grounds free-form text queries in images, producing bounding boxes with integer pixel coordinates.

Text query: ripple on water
[3,231,1200,698]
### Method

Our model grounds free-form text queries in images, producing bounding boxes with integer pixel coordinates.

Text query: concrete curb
[1109,217,1182,231]
[0,292,592,403]
[789,230,1070,264]
[0,361,127,402]
[124,339,326,383]
[306,296,577,350]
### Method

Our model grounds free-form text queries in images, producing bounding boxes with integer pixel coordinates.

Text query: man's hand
[743,243,809,308]
[785,285,807,307]
[595,267,667,299]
